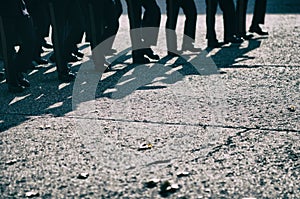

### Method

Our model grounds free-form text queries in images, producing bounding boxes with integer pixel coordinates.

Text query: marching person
[205,0,243,48]
[125,0,161,64]
[236,0,268,39]
[166,0,201,57]
[0,0,35,93]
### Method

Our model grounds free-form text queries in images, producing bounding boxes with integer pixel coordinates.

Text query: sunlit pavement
[0,0,299,198]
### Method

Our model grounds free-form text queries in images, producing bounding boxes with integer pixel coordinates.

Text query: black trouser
[125,0,161,50]
[64,0,85,55]
[166,0,197,50]
[236,0,267,36]
[84,0,119,49]
[206,0,236,42]
[49,0,78,74]
[0,15,35,85]
[252,0,267,27]
[26,0,51,58]
[236,0,248,36]
[101,0,122,49]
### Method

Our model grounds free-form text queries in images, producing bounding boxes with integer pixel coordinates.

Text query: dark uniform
[0,0,35,92]
[125,0,161,64]
[166,0,200,55]
[236,0,268,37]
[205,0,242,48]
[81,0,121,71]
[24,0,50,65]
[48,0,78,82]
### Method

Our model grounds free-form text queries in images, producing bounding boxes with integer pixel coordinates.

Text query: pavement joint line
[1,112,299,133]
[67,115,300,133]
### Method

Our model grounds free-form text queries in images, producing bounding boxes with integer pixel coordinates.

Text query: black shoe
[241,34,253,40]
[34,58,48,65]
[167,50,181,57]
[73,51,84,58]
[249,25,268,35]
[43,42,53,49]
[224,36,243,44]
[58,72,76,82]
[207,40,223,48]
[142,48,160,60]
[132,56,150,64]
[8,84,25,93]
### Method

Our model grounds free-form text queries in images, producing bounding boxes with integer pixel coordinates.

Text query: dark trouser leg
[219,0,236,40]
[49,1,70,75]
[125,0,143,50]
[15,16,36,73]
[166,0,180,51]
[101,0,120,51]
[181,0,197,46]
[0,17,18,85]
[236,0,249,36]
[0,16,35,85]
[205,0,218,42]
[64,0,85,57]
[140,0,161,47]
[251,0,267,27]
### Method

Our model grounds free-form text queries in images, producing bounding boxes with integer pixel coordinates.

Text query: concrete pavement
[1,0,299,198]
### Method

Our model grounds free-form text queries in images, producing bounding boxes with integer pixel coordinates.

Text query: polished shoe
[207,40,223,48]
[73,51,84,58]
[249,25,268,35]
[58,72,76,82]
[34,58,48,65]
[8,84,25,93]
[241,34,253,40]
[142,48,160,60]
[132,56,150,64]
[224,36,243,44]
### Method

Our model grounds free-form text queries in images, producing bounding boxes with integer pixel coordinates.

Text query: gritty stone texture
[0,0,300,198]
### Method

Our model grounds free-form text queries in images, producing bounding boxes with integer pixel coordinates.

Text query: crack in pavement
[1,112,299,133]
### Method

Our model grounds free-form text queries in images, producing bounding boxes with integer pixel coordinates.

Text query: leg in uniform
[125,0,161,64]
[48,0,76,82]
[166,0,199,56]
[249,0,268,35]
[219,0,242,43]
[0,0,35,92]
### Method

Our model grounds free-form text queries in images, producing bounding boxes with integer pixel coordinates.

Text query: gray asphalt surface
[1,0,300,198]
